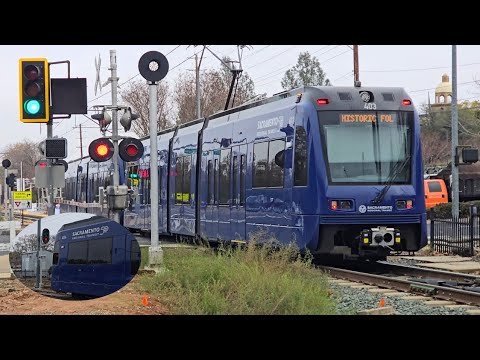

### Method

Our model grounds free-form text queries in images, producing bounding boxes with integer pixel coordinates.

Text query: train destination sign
[340,113,396,123]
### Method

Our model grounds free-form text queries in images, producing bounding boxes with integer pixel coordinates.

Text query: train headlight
[396,199,413,210]
[330,200,353,210]
[330,200,338,210]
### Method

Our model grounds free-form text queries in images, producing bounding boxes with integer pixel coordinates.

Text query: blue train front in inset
[51,216,141,298]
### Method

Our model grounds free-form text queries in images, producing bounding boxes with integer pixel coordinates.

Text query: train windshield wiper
[371,156,411,205]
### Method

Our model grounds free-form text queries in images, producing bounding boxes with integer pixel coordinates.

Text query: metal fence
[431,206,480,256]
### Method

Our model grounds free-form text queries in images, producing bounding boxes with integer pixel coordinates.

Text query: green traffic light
[24,99,41,115]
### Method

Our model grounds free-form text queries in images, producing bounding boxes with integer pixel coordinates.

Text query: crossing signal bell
[19,58,49,123]
[42,228,50,244]
[89,138,115,162]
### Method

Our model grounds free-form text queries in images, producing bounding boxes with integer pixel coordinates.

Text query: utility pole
[451,45,459,218]
[35,218,41,289]
[353,45,360,87]
[79,124,83,158]
[195,54,202,119]
[110,50,120,224]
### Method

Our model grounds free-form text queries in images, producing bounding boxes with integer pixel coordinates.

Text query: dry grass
[137,233,336,315]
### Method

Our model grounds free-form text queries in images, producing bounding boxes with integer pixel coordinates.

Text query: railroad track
[13,212,47,226]
[318,262,480,307]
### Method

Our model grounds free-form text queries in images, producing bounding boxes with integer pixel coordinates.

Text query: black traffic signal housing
[7,173,17,190]
[45,138,68,159]
[2,159,11,169]
[19,58,49,123]
[89,138,115,162]
[42,228,50,244]
[119,138,144,162]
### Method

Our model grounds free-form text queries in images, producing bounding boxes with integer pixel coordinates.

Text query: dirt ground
[0,275,168,315]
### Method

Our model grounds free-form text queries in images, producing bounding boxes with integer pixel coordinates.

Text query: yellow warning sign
[13,191,32,200]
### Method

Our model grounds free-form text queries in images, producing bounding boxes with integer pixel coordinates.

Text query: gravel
[330,283,473,315]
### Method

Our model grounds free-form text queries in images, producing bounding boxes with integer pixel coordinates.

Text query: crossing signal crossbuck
[19,58,49,123]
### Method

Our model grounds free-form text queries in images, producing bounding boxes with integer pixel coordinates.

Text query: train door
[218,148,231,241]
[159,164,168,233]
[231,145,247,241]
[139,167,150,231]
[206,150,219,240]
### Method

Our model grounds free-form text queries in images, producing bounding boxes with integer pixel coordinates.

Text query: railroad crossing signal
[119,138,144,162]
[89,138,115,162]
[19,58,50,123]
[42,228,50,244]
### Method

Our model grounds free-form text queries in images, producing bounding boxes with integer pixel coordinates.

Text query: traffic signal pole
[110,50,121,224]
[35,218,41,289]
[47,120,54,216]
[3,169,7,219]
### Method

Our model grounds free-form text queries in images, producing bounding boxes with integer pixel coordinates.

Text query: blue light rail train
[61,85,427,261]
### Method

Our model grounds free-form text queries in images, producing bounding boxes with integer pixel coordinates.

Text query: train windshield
[319,111,413,185]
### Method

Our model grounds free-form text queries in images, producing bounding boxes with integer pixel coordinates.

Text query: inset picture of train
[9,213,141,300]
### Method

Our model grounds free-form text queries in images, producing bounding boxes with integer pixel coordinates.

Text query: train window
[240,155,246,205]
[175,157,183,204]
[214,159,218,204]
[130,240,141,276]
[67,241,88,265]
[427,181,442,192]
[268,139,285,188]
[183,155,192,204]
[253,142,268,188]
[232,155,237,205]
[219,149,231,205]
[294,126,308,186]
[88,237,113,264]
[207,160,213,204]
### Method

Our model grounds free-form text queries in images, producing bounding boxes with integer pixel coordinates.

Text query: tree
[119,80,173,137]
[1,139,42,180]
[173,57,256,125]
[281,51,331,90]
[421,130,451,166]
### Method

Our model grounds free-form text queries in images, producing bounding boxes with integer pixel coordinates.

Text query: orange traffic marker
[142,294,148,306]
[378,297,385,308]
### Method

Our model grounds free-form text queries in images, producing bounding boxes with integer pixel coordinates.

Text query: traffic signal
[7,173,17,190]
[89,138,114,162]
[2,159,11,169]
[19,58,49,123]
[42,228,50,244]
[119,137,144,162]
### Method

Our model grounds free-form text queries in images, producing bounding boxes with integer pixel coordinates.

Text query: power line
[364,61,480,73]
[252,45,335,83]
[409,80,477,93]
[88,45,183,104]
[256,48,350,88]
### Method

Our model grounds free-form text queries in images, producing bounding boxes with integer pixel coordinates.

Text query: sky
[2,45,480,162]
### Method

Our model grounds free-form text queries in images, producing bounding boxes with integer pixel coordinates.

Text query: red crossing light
[89,138,114,162]
[42,228,50,244]
[119,137,144,162]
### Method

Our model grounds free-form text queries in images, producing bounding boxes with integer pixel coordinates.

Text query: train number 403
[364,103,377,110]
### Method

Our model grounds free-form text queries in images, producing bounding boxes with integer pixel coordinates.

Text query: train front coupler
[358,226,402,256]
